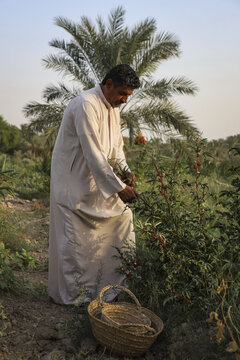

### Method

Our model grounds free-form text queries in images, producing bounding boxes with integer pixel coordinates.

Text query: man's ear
[106,78,113,89]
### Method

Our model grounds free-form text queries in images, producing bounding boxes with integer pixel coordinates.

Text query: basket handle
[119,323,156,334]
[99,285,141,309]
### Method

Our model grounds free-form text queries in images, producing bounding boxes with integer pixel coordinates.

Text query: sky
[0,0,239,140]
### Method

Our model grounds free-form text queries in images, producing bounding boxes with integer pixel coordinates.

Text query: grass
[0,207,33,252]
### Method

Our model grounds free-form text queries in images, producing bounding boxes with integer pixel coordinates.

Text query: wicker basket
[88,285,164,357]
[100,285,154,335]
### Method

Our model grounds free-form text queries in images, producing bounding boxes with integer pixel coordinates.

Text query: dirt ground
[0,196,168,360]
[0,196,98,360]
[0,196,222,360]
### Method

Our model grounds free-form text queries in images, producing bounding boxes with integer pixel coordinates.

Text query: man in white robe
[48,64,140,304]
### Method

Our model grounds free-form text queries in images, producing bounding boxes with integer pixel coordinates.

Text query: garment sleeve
[115,131,131,173]
[73,100,126,199]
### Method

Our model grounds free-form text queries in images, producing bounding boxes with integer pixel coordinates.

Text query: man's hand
[118,185,138,203]
[125,172,135,187]
[117,171,135,187]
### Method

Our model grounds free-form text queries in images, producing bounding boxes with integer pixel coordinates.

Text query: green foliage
[0,242,23,290]
[0,243,38,292]
[0,115,21,153]
[0,155,15,197]
[13,248,39,269]
[0,155,40,292]
[19,124,47,157]
[118,139,240,321]
[0,221,39,291]
[2,154,50,199]
[0,205,39,290]
[0,210,31,252]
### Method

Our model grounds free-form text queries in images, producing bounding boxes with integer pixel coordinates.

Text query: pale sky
[0,0,239,140]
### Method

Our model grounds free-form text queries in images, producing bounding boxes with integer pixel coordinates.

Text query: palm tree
[23,6,199,144]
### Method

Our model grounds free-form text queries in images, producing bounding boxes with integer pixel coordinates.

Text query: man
[48,64,140,304]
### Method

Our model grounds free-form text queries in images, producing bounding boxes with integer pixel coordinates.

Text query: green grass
[0,207,33,252]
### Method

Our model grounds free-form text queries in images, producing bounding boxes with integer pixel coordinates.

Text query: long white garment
[48,84,135,304]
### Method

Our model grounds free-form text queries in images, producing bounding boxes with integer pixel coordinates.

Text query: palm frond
[43,54,95,89]
[96,16,107,36]
[121,18,156,65]
[137,77,198,101]
[105,6,128,67]
[54,16,101,83]
[134,32,180,77]
[23,102,64,133]
[123,101,199,139]
[79,16,106,79]
[108,6,125,39]
[43,83,81,103]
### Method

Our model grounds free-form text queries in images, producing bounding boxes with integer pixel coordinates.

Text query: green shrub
[119,139,240,318]
[0,242,38,291]
[0,242,22,290]
[0,116,21,153]
[4,155,50,199]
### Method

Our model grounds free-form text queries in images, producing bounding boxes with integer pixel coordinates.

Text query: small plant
[0,155,14,197]
[13,248,39,269]
[0,241,38,291]
[207,279,240,359]
[0,242,22,290]
[0,302,7,337]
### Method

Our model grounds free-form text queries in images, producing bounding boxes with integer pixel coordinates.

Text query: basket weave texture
[88,285,164,357]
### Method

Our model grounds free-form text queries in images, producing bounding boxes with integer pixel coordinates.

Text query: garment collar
[95,84,112,110]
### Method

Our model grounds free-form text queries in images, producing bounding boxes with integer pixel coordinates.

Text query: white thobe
[48,84,135,304]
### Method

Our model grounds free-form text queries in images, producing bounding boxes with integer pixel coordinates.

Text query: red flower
[126,271,133,280]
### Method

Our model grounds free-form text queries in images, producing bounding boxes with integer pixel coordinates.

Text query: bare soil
[0,196,77,359]
[0,196,221,360]
[0,196,165,360]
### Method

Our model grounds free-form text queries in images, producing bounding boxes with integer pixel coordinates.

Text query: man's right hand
[118,185,138,203]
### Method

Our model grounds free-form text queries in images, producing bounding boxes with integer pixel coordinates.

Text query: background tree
[0,116,21,153]
[24,6,199,145]
[19,124,47,158]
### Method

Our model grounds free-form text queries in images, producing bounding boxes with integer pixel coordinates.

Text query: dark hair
[101,64,140,89]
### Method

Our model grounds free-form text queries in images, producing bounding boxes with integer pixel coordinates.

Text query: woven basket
[88,285,164,357]
[100,285,154,335]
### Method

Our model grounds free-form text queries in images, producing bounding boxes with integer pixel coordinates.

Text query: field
[0,136,239,359]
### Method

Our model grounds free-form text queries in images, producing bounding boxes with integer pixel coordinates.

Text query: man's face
[105,79,133,108]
